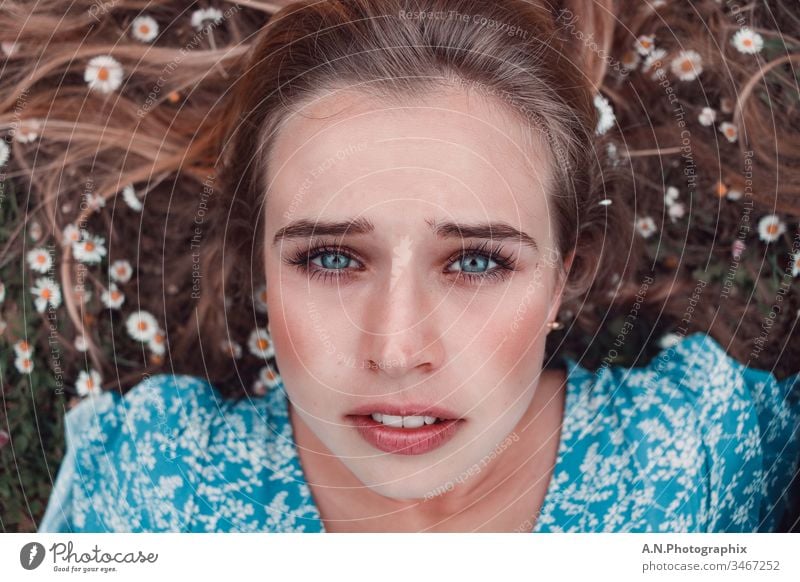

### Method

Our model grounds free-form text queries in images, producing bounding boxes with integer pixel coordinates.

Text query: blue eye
[450,253,497,274]
[314,251,353,270]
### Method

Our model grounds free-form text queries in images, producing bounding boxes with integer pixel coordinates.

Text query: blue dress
[39,332,800,532]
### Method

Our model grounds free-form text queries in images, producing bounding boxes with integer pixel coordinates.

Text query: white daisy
[664,186,680,206]
[658,332,682,349]
[26,247,53,274]
[757,214,786,243]
[125,310,158,342]
[101,283,125,309]
[594,93,615,136]
[635,34,655,56]
[726,188,743,201]
[122,184,143,211]
[148,328,166,356]
[72,234,107,264]
[75,369,102,397]
[668,202,685,222]
[75,334,89,352]
[0,280,5,303]
[14,339,33,358]
[62,224,84,246]
[29,220,42,242]
[30,277,62,313]
[1,41,18,56]
[0,140,9,167]
[248,327,275,359]
[15,119,41,143]
[731,28,764,55]
[635,216,658,239]
[220,338,243,359]
[191,7,223,31]
[14,356,34,374]
[791,250,800,278]
[258,365,282,389]
[131,15,159,43]
[84,55,124,94]
[718,122,738,143]
[698,107,716,127]
[620,50,640,71]
[598,198,613,206]
[670,49,703,81]
[86,193,105,212]
[642,48,667,79]
[254,284,268,313]
[110,259,133,283]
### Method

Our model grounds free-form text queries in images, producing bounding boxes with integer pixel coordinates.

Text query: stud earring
[545,320,564,331]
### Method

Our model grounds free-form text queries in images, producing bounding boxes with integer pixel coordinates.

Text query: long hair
[1,0,799,403]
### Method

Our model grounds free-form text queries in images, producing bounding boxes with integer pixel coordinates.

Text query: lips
[346,407,464,455]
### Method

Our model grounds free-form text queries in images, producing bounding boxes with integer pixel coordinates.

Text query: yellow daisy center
[257,338,270,350]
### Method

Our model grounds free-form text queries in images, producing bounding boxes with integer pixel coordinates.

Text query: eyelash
[283,238,518,285]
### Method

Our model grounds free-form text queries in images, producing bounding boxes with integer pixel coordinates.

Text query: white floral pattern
[39,333,800,532]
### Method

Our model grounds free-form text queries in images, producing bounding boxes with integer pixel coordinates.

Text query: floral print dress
[39,332,800,532]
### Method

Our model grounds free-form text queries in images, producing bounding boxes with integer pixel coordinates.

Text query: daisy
[635,34,655,56]
[698,107,716,127]
[122,184,142,211]
[26,247,53,274]
[726,188,743,201]
[670,50,703,81]
[635,216,657,239]
[84,55,124,94]
[642,48,667,79]
[31,277,62,313]
[668,202,685,222]
[714,180,728,198]
[0,280,5,303]
[62,224,84,246]
[75,369,102,397]
[14,339,33,358]
[109,259,133,283]
[664,186,680,206]
[29,220,43,242]
[720,97,735,114]
[731,28,764,55]
[100,283,125,309]
[15,119,41,143]
[254,284,268,313]
[86,193,105,211]
[718,122,738,143]
[731,240,746,260]
[248,327,275,359]
[72,234,107,264]
[620,50,640,72]
[598,198,613,206]
[658,332,682,349]
[14,356,34,374]
[0,140,9,167]
[594,93,615,136]
[220,338,243,359]
[131,15,159,43]
[148,328,166,356]
[1,41,18,56]
[757,214,786,243]
[191,7,223,31]
[126,310,159,342]
[791,250,800,277]
[258,365,282,390]
[75,334,89,352]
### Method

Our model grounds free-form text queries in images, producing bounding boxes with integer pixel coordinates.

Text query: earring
[545,320,564,331]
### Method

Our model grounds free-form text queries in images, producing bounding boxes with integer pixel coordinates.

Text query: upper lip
[347,403,462,420]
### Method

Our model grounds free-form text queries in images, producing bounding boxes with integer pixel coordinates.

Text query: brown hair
[1,0,799,401]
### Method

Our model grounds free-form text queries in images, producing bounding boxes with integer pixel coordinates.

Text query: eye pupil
[320,252,349,269]
[462,254,489,273]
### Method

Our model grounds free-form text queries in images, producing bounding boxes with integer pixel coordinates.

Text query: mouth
[345,406,465,455]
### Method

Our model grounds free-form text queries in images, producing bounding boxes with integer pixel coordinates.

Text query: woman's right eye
[311,251,359,270]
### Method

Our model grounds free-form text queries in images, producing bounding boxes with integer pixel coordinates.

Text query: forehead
[265,86,555,229]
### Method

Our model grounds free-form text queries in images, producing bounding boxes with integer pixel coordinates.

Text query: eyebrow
[272,217,538,250]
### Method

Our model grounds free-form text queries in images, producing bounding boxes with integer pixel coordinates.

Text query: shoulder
[552,332,800,532]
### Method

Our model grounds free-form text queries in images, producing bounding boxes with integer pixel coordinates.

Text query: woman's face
[263,85,570,499]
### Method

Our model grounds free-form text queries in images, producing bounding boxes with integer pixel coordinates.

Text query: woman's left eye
[447,253,498,274]
[311,251,360,270]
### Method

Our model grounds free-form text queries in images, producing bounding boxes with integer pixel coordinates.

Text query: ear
[547,248,575,321]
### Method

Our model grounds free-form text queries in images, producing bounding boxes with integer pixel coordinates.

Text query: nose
[360,265,444,378]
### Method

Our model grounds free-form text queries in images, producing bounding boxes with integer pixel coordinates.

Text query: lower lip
[348,415,464,455]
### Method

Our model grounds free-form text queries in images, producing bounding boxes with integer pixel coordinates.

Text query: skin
[262,84,575,531]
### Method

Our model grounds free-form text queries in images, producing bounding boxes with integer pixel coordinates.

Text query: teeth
[369,413,442,428]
